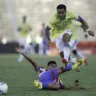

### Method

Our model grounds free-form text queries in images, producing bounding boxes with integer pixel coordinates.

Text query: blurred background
[0,0,96,56]
[0,1,96,96]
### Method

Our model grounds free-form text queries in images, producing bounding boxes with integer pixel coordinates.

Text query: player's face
[48,64,57,69]
[57,8,66,17]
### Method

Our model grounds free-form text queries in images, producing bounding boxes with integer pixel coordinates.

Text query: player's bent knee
[62,33,71,43]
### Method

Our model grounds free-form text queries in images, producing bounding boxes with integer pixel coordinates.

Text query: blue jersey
[36,66,63,88]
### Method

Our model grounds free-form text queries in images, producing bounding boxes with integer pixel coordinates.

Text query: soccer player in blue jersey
[16,47,86,90]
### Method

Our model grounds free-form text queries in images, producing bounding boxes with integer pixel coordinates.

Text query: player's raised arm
[15,47,39,70]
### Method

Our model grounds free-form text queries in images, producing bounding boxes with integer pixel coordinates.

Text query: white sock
[63,46,71,62]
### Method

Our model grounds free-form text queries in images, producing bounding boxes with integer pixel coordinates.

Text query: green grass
[0,54,96,96]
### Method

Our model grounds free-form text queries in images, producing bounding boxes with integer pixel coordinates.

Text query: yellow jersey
[70,20,82,39]
[48,11,81,39]
[19,23,31,38]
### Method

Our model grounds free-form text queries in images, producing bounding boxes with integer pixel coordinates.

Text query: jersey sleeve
[36,66,45,73]
[72,13,79,20]
[72,13,83,22]
[69,11,79,20]
[35,66,41,72]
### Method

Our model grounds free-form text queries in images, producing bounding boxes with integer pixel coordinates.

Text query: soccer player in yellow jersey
[45,4,94,65]
[17,16,32,62]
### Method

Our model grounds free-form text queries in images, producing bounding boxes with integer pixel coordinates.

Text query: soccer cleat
[34,80,38,87]
[34,80,43,89]
[77,59,84,66]
[72,59,84,70]
[84,59,88,65]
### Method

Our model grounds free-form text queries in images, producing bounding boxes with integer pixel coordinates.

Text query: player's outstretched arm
[15,47,39,70]
[78,16,94,37]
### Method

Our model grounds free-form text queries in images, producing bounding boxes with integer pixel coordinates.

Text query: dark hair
[47,61,57,66]
[57,4,66,10]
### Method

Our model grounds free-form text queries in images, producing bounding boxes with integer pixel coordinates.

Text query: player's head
[22,15,27,23]
[57,4,67,17]
[47,61,57,69]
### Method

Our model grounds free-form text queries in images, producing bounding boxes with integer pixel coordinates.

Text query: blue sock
[65,63,72,71]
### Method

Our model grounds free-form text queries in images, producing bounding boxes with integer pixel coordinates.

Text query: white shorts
[56,39,77,62]
[69,40,78,50]
[56,39,78,52]
[55,30,78,62]
[55,29,72,52]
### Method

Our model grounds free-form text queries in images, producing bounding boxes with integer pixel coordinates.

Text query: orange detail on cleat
[84,59,88,65]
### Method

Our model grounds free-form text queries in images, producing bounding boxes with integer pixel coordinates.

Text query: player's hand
[15,47,23,54]
[88,30,95,37]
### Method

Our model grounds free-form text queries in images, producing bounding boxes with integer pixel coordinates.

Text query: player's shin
[62,45,70,65]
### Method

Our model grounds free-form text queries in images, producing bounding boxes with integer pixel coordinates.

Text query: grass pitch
[0,54,96,96]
